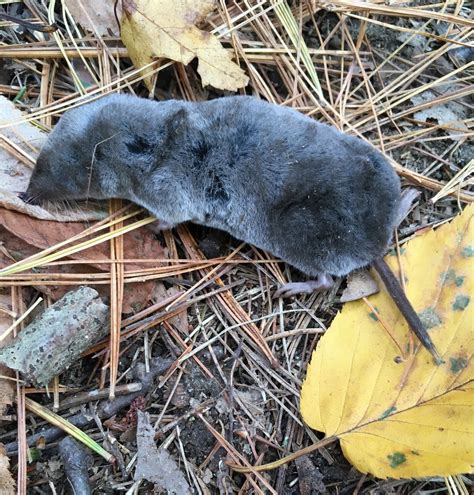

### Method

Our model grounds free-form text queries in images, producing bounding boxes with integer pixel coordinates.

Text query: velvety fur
[25,94,401,277]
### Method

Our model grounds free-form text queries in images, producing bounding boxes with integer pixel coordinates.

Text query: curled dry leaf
[340,270,379,302]
[120,0,249,91]
[301,204,473,479]
[151,283,188,332]
[0,209,166,272]
[411,90,469,134]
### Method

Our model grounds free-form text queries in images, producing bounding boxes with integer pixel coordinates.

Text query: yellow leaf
[120,0,249,91]
[301,204,474,479]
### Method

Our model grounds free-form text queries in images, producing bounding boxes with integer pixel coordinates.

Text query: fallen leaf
[0,444,15,495]
[0,227,104,308]
[340,270,379,302]
[0,96,106,222]
[0,227,38,270]
[0,208,166,272]
[64,0,121,36]
[28,264,155,314]
[120,0,249,91]
[301,204,473,479]
[0,96,42,188]
[122,281,157,314]
[411,90,468,133]
[151,283,188,332]
[0,209,167,312]
[234,389,266,434]
[135,411,191,495]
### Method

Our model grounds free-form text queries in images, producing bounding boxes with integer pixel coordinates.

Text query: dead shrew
[21,94,439,360]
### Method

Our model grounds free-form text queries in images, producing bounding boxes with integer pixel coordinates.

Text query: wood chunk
[0,286,109,386]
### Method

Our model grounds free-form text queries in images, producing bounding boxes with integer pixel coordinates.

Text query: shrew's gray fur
[26,94,401,277]
[26,94,443,360]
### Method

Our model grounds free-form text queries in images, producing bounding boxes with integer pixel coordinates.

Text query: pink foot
[274,274,334,298]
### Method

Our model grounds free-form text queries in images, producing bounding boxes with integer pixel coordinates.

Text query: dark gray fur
[25,94,401,278]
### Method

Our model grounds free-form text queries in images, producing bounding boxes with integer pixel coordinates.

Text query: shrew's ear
[146,107,188,165]
[165,108,188,138]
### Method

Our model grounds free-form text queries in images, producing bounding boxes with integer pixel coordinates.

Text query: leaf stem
[227,435,337,472]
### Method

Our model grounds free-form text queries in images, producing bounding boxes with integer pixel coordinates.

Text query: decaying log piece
[0,286,109,386]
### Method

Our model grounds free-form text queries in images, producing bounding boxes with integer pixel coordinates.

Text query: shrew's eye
[126,134,153,154]
[94,145,105,161]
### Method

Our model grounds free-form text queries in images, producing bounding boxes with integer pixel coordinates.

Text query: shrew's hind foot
[274,274,334,298]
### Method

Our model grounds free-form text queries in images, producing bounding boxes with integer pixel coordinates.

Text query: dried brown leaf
[0,209,167,312]
[120,0,249,91]
[135,411,191,494]
[340,270,379,302]
[64,0,121,36]
[0,208,166,272]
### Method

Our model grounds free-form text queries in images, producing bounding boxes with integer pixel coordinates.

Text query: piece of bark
[0,286,109,386]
